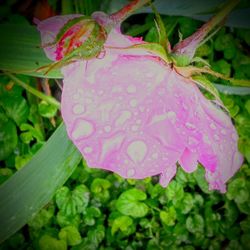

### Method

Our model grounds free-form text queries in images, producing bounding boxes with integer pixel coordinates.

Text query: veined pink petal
[37,15,243,192]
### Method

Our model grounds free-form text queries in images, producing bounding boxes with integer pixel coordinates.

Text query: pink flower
[37,14,243,193]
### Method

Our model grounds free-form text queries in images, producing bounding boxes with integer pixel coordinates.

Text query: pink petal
[37,15,243,192]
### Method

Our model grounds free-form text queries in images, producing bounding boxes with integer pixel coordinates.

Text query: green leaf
[116,188,149,218]
[56,211,81,228]
[111,215,133,235]
[55,184,90,216]
[226,178,249,204]
[160,206,176,226]
[186,214,204,234]
[59,225,82,246]
[38,101,58,118]
[165,180,184,203]
[0,110,18,161]
[0,83,29,126]
[0,123,81,243]
[0,23,62,78]
[28,203,55,230]
[39,235,67,250]
[87,225,105,247]
[90,178,111,193]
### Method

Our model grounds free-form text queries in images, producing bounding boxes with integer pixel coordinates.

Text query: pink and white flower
[37,13,243,193]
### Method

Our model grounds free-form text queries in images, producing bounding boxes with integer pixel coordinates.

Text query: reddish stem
[173,0,240,59]
[110,0,150,24]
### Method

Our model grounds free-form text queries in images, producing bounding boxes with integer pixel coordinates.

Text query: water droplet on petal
[71,119,94,140]
[210,123,216,130]
[152,153,158,159]
[115,111,132,126]
[131,125,139,132]
[167,111,176,123]
[104,125,111,133]
[203,135,211,144]
[129,99,138,107]
[232,133,238,141]
[188,136,199,146]
[73,104,85,114]
[221,129,227,135]
[86,98,93,104]
[127,85,136,94]
[84,147,93,154]
[127,168,135,177]
[127,140,148,163]
[185,122,196,130]
[214,134,220,141]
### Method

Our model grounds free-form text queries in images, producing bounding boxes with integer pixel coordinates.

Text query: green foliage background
[0,0,250,249]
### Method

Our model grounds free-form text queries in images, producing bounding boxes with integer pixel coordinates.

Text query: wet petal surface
[38,15,243,192]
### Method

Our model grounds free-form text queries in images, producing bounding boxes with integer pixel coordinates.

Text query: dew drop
[232,152,242,167]
[167,111,177,123]
[152,153,158,159]
[131,125,139,132]
[104,125,112,133]
[146,72,154,77]
[127,168,135,177]
[214,134,220,141]
[85,98,93,104]
[203,134,211,144]
[115,111,132,126]
[71,119,94,140]
[127,140,148,163]
[73,104,85,114]
[221,129,227,135]
[185,122,196,130]
[129,99,138,107]
[127,85,137,94]
[232,133,238,141]
[210,123,216,130]
[84,147,93,154]
[188,136,199,146]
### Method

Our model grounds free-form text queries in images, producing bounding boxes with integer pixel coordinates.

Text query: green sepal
[171,54,191,67]
[108,42,172,64]
[38,21,107,74]
[192,75,222,103]
[150,2,170,53]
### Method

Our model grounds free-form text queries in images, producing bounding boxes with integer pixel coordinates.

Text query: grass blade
[0,123,81,243]
[0,23,62,79]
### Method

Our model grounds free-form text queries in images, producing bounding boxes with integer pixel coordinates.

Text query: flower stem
[110,0,150,25]
[5,72,60,108]
[173,0,240,59]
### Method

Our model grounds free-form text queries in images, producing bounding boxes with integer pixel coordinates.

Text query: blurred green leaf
[0,110,17,161]
[55,184,90,216]
[186,214,204,234]
[39,234,67,250]
[111,215,133,235]
[87,225,105,247]
[38,101,58,118]
[160,206,176,226]
[59,225,82,246]
[116,188,149,218]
